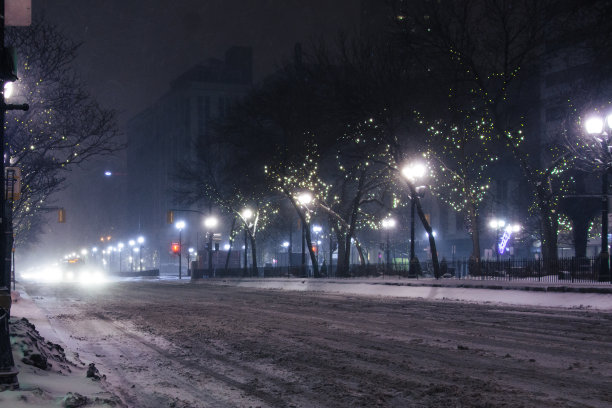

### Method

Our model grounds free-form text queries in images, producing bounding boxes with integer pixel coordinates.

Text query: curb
[372,281,612,294]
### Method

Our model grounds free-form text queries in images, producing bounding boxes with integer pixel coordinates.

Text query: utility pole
[0,0,30,390]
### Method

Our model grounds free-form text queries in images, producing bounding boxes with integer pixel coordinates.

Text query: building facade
[126,47,252,273]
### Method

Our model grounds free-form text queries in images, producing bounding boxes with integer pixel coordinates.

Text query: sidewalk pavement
[212,276,612,293]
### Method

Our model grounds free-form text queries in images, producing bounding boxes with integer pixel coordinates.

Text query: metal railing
[190,257,611,284]
[351,257,611,284]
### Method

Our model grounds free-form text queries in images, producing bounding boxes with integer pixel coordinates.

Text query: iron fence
[190,257,611,284]
[350,257,611,284]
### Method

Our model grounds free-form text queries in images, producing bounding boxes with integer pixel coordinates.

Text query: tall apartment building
[126,47,252,269]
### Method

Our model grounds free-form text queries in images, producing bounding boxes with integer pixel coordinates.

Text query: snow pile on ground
[11,317,72,372]
[0,316,122,407]
[202,277,612,310]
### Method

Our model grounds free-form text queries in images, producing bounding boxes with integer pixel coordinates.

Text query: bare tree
[6,18,121,245]
[394,0,582,262]
[420,115,496,265]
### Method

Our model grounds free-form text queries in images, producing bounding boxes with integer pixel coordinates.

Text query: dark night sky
[37,0,361,123]
[30,0,362,257]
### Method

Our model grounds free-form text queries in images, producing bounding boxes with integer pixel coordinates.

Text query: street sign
[5,0,31,26]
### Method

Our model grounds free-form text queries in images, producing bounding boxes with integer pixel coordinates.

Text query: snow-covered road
[16,279,612,407]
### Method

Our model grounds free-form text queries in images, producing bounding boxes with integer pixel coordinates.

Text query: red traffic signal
[171,242,180,254]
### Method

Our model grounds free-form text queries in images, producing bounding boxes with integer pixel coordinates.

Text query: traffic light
[58,208,66,223]
[166,210,174,224]
[171,242,180,254]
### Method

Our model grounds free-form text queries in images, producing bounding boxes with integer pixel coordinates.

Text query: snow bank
[2,290,123,407]
[201,277,612,310]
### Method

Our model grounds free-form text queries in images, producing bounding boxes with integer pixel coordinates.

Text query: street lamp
[312,225,322,268]
[137,236,145,271]
[176,220,186,279]
[381,218,396,276]
[585,112,612,282]
[117,242,124,273]
[489,218,505,262]
[297,192,313,206]
[402,161,428,275]
[242,208,253,276]
[188,247,194,277]
[282,241,290,277]
[296,192,313,276]
[128,239,136,272]
[204,216,218,277]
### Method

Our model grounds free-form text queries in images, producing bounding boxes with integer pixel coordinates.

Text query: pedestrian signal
[171,242,180,254]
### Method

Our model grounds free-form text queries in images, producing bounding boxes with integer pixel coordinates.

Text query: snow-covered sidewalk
[195,276,612,310]
[2,287,121,408]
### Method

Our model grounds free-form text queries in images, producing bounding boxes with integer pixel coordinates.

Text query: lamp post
[489,218,505,262]
[188,247,194,277]
[117,242,124,273]
[297,193,313,276]
[312,225,322,267]
[585,113,612,282]
[282,241,290,277]
[137,236,145,271]
[128,240,135,272]
[242,208,253,276]
[175,220,186,279]
[381,218,396,276]
[204,216,218,277]
[402,162,427,275]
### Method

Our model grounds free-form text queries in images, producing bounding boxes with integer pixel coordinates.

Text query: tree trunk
[573,216,589,258]
[538,183,559,263]
[224,217,237,272]
[344,232,352,273]
[250,234,259,277]
[336,230,349,277]
[540,207,559,263]
[467,203,480,260]
[467,203,481,275]
[304,224,319,277]
[414,193,440,278]
[355,241,366,265]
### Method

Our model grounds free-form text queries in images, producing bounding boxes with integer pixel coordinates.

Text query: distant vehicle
[59,257,105,283]
[60,257,86,281]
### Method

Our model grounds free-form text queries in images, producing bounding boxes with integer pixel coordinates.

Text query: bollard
[0,307,18,390]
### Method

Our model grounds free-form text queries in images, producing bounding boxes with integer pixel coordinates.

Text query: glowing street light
[401,162,427,182]
[204,216,218,277]
[187,247,194,277]
[584,112,612,282]
[4,82,13,99]
[137,236,145,271]
[297,192,313,206]
[401,161,428,273]
[128,240,136,272]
